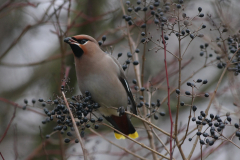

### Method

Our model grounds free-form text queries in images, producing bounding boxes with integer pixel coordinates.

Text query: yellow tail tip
[129,131,139,139]
[114,132,126,139]
[114,131,139,140]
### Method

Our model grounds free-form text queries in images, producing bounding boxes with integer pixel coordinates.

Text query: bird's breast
[77,72,128,111]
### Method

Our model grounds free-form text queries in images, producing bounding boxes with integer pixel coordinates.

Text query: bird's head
[64,35,100,58]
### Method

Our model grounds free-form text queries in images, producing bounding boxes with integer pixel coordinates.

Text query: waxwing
[64,35,138,139]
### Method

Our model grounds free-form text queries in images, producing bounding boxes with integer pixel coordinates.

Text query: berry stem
[62,91,88,160]
[161,29,173,159]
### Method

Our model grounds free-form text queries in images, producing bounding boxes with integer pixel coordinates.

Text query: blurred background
[0,0,240,159]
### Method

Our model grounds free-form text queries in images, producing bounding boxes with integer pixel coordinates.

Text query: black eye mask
[69,44,84,58]
[72,37,88,45]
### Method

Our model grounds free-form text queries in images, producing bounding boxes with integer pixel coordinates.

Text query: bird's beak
[64,37,77,45]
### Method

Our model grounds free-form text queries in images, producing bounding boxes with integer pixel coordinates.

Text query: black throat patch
[69,44,83,58]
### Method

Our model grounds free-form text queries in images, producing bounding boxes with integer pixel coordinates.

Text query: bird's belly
[78,74,128,116]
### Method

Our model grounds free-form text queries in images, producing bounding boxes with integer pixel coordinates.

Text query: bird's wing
[109,55,137,115]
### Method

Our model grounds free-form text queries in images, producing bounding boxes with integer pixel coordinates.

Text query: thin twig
[125,111,173,138]
[187,48,240,160]
[161,28,173,160]
[0,51,72,67]
[0,152,5,160]
[151,128,171,156]
[0,104,17,143]
[61,91,87,160]
[13,124,18,160]
[89,128,148,160]
[101,122,170,160]
[39,126,49,160]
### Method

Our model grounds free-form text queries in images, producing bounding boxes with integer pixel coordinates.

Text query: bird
[64,34,138,139]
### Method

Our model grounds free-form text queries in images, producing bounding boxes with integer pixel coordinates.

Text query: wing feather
[109,55,137,115]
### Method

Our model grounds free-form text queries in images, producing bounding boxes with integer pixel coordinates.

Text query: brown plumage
[64,35,138,139]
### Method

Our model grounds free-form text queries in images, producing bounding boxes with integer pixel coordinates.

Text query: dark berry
[190,34,194,39]
[180,101,184,106]
[141,38,146,43]
[176,4,181,9]
[236,131,240,137]
[200,140,205,145]
[209,141,214,146]
[164,35,169,40]
[141,23,146,28]
[203,133,209,137]
[128,21,133,26]
[75,139,79,143]
[132,79,137,84]
[122,65,127,71]
[227,116,231,122]
[154,19,159,24]
[64,138,70,143]
[196,132,202,136]
[203,79,208,84]
[176,89,180,94]
[185,91,191,95]
[127,7,132,12]
[149,5,154,10]
[67,132,73,136]
[32,99,36,104]
[179,0,183,4]
[192,105,197,111]
[205,93,209,97]
[90,118,95,123]
[24,99,28,104]
[80,131,84,138]
[199,13,204,17]
[214,122,219,127]
[135,48,140,53]
[39,98,44,102]
[133,61,139,65]
[90,123,97,129]
[198,7,202,12]
[159,112,165,116]
[189,138,192,141]
[154,2,159,7]
[234,123,239,129]
[196,79,202,83]
[127,52,132,58]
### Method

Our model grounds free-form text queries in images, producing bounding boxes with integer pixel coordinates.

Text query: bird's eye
[79,39,88,45]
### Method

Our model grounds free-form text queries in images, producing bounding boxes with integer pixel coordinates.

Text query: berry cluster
[189,112,240,146]
[175,78,209,99]
[97,34,140,71]
[206,15,240,75]
[131,78,166,120]
[226,36,240,76]
[33,88,103,143]
[175,78,240,146]
[118,49,140,71]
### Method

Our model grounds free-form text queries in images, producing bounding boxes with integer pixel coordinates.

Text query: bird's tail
[104,113,138,140]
